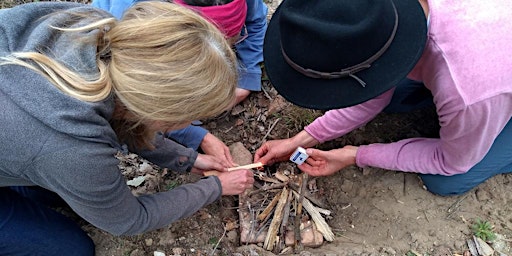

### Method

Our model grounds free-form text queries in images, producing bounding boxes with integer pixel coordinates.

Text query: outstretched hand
[254,131,320,165]
[191,153,229,175]
[200,133,236,167]
[254,139,297,166]
[298,146,358,176]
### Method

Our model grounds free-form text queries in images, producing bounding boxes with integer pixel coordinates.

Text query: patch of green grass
[208,237,219,246]
[165,180,180,190]
[405,251,416,256]
[280,105,323,132]
[471,218,496,242]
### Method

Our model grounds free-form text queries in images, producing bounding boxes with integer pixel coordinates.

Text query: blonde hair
[1,2,238,149]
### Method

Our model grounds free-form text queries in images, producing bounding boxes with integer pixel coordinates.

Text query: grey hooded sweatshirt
[0,2,222,235]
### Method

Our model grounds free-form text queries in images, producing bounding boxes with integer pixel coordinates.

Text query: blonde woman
[0,2,254,255]
[93,0,268,165]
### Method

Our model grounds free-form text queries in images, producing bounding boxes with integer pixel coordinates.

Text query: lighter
[289,147,309,165]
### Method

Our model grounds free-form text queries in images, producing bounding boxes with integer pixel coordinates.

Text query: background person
[0,2,253,255]
[254,0,512,196]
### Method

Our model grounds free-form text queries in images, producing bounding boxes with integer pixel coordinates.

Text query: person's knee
[423,182,472,196]
[74,233,96,256]
[420,175,477,196]
[0,231,95,256]
[53,233,95,256]
[47,221,96,256]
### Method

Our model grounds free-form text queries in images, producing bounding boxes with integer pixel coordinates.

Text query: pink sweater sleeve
[356,95,512,175]
[305,89,395,142]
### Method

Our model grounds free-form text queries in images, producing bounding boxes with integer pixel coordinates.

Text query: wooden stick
[292,191,335,242]
[294,173,308,249]
[227,162,264,171]
[264,187,289,251]
[257,191,281,221]
[204,162,264,176]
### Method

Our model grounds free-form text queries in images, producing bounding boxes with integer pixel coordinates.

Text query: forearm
[135,132,197,172]
[305,89,394,142]
[165,125,208,151]
[358,97,512,175]
[292,130,320,148]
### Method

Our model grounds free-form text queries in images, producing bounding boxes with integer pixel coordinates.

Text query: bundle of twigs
[238,165,335,254]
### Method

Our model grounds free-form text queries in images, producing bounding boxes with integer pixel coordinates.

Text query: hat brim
[263,0,427,110]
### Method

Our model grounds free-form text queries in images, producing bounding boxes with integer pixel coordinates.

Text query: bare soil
[86,79,512,256]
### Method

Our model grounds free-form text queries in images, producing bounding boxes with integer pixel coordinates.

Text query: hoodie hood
[0,2,120,148]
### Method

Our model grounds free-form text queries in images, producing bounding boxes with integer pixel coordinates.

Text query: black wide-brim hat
[264,0,427,110]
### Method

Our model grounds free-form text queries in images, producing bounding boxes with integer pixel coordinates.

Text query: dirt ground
[85,76,512,256]
[2,0,511,255]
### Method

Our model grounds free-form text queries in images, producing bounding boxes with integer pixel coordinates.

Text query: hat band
[281,1,398,87]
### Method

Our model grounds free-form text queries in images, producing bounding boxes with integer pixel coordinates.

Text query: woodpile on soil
[227,142,335,254]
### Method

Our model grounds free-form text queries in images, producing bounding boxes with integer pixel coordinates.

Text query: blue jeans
[419,119,512,196]
[0,186,95,256]
[386,79,512,196]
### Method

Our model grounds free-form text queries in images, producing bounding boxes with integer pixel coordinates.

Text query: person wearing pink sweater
[255,0,512,195]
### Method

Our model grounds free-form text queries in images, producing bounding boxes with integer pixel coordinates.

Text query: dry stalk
[257,191,281,221]
[294,173,308,247]
[289,182,326,208]
[248,187,284,197]
[292,191,335,241]
[264,187,289,251]
[260,118,281,146]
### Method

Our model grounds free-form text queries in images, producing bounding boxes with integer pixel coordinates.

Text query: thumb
[254,152,273,165]
[306,148,320,157]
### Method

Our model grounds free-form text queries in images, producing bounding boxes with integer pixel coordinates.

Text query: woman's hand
[216,169,255,195]
[254,130,319,165]
[200,133,236,167]
[254,138,296,165]
[191,153,229,175]
[298,146,358,176]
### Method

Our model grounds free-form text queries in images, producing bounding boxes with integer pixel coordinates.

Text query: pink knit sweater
[305,0,512,175]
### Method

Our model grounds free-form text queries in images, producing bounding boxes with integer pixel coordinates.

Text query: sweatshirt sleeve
[356,95,512,175]
[133,132,198,173]
[29,143,221,236]
[305,89,394,142]
[234,0,267,91]
[165,125,208,151]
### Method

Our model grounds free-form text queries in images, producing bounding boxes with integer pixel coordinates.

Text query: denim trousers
[0,186,95,255]
[386,79,512,196]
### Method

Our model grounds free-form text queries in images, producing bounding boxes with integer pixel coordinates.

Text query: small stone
[475,188,491,201]
[172,247,183,255]
[158,229,176,246]
[145,238,153,246]
[340,179,354,193]
[227,230,238,243]
[380,247,396,255]
[153,251,165,256]
[229,142,253,166]
[129,249,144,256]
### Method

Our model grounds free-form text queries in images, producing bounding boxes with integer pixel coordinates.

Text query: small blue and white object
[289,147,309,165]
